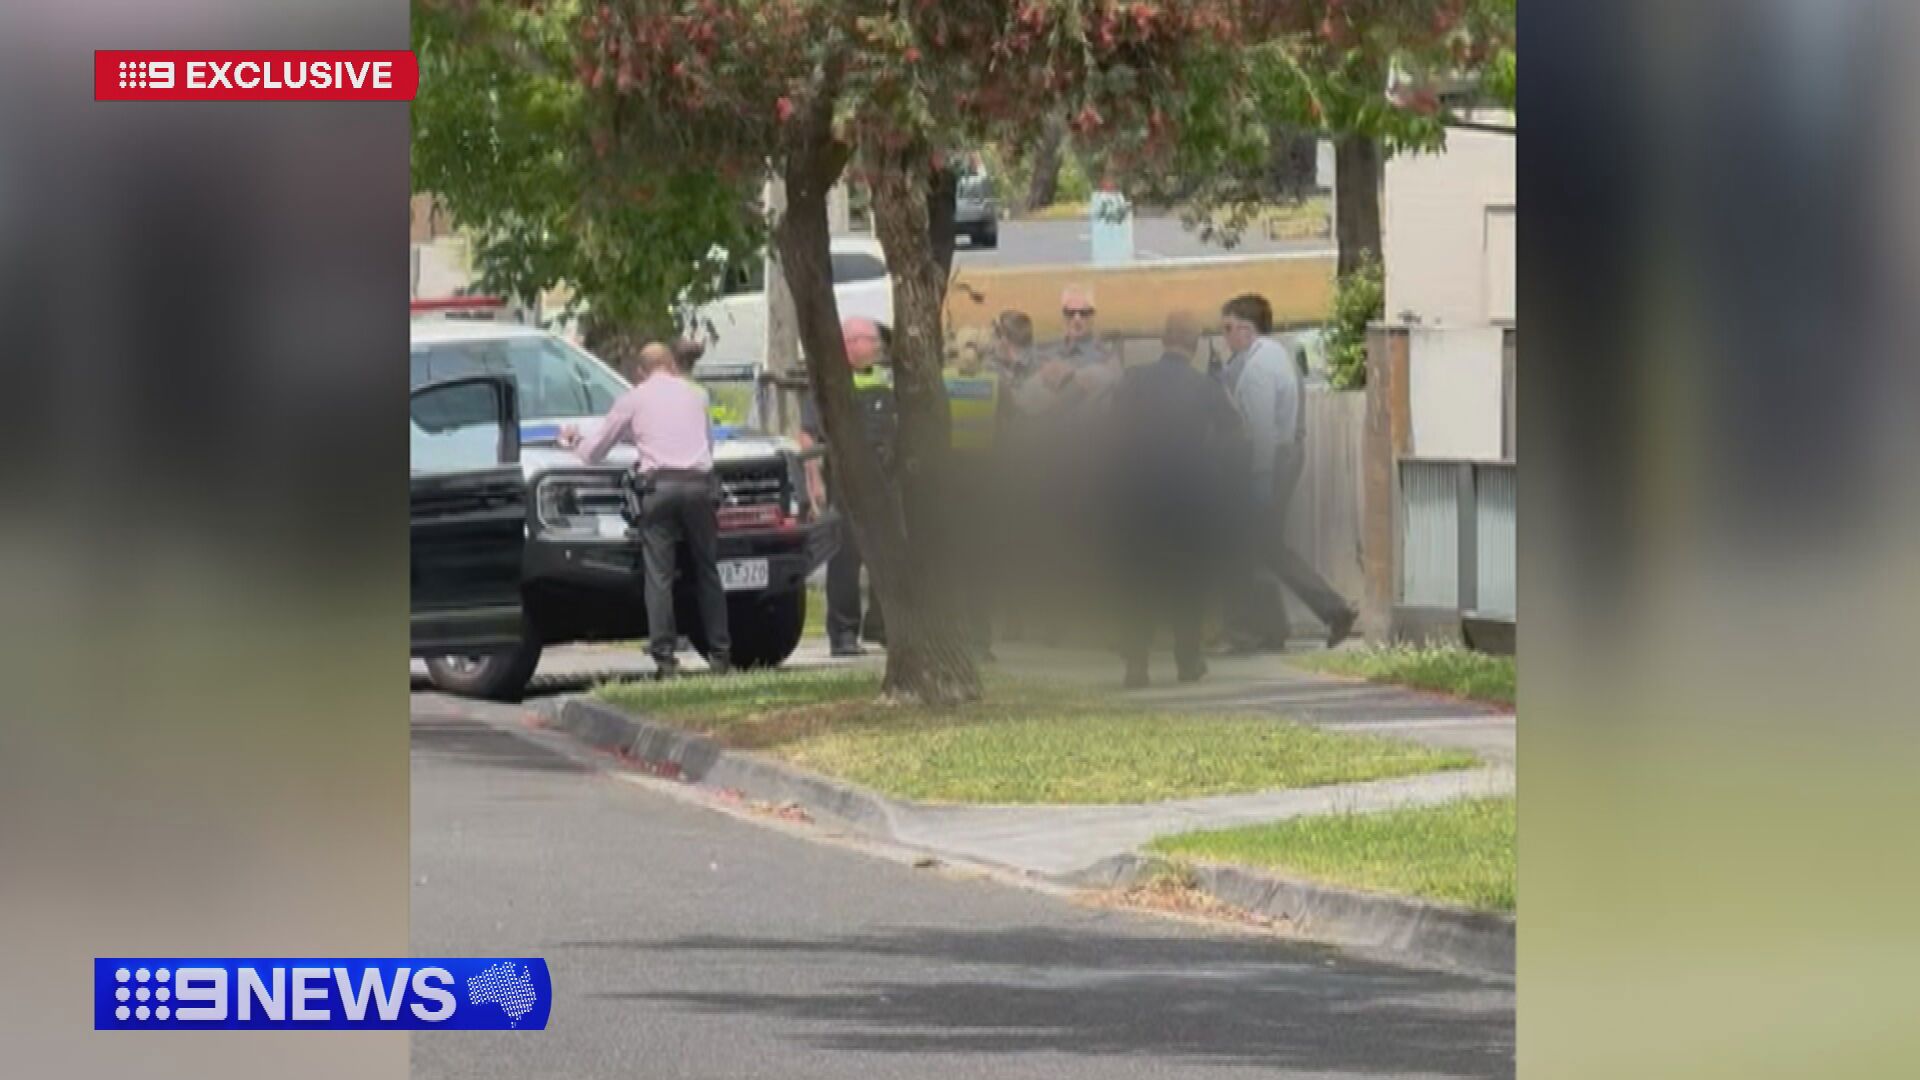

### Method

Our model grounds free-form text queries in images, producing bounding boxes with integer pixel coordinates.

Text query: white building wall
[1383,124,1515,328]
[1407,325,1506,461]
[1384,118,1515,463]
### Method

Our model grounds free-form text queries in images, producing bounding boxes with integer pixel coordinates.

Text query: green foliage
[1485,49,1517,109]
[1055,150,1094,205]
[978,143,1031,207]
[1134,1,1517,245]
[1324,252,1384,391]
[411,0,763,334]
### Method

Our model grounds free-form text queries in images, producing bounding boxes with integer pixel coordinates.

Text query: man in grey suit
[1219,293,1358,650]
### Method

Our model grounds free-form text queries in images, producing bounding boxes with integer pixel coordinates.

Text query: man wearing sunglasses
[1048,284,1116,372]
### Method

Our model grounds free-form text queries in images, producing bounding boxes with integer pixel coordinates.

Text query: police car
[409,299,837,700]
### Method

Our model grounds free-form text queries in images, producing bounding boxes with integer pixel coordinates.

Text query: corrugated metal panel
[1400,461,1459,607]
[1475,464,1517,618]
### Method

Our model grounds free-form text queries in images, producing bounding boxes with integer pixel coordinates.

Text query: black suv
[409,319,836,701]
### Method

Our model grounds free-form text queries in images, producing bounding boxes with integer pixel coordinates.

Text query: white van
[686,235,893,367]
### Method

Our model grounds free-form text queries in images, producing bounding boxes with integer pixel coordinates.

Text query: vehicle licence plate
[719,558,769,592]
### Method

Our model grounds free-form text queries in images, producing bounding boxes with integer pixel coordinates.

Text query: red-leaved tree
[423,0,1512,705]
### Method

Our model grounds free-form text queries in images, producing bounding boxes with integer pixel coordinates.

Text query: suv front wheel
[424,638,543,702]
[689,589,807,670]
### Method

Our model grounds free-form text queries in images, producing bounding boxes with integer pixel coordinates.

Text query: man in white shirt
[1220,293,1358,650]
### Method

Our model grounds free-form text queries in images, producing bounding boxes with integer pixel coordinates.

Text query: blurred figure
[944,324,1003,659]
[1012,296,1120,648]
[1219,293,1358,650]
[672,337,705,375]
[1109,312,1242,688]
[990,311,1039,385]
[560,342,730,678]
[947,325,992,375]
[988,311,1046,643]
[798,316,896,657]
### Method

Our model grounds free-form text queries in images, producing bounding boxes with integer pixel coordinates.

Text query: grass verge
[1150,796,1516,912]
[802,585,827,639]
[1296,644,1516,707]
[593,670,1473,805]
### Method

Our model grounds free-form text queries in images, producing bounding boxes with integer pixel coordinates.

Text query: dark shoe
[830,639,867,658]
[651,656,681,681]
[1325,607,1359,649]
[708,653,733,677]
[1177,659,1208,684]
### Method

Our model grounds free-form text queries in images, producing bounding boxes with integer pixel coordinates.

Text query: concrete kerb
[541,697,902,837]
[538,693,1514,977]
[1074,855,1514,977]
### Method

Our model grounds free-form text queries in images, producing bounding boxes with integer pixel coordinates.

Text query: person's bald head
[1162,311,1202,359]
[638,342,677,377]
[842,316,882,370]
[1060,284,1096,342]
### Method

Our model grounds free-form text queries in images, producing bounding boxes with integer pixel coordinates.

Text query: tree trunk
[928,164,959,283]
[1023,117,1068,212]
[1335,134,1384,279]
[774,128,980,706]
[865,144,982,705]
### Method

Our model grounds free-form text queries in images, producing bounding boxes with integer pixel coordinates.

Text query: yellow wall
[945,253,1336,339]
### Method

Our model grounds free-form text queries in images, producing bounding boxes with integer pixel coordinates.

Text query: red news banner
[95,51,418,102]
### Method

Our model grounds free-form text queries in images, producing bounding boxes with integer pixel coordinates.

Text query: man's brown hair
[994,310,1034,348]
[1221,293,1275,335]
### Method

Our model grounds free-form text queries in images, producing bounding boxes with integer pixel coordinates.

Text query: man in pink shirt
[560,343,729,677]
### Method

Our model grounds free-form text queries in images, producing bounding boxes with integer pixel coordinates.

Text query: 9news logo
[95,958,550,1031]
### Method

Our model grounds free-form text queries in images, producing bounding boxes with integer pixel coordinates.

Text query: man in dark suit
[1108,312,1243,688]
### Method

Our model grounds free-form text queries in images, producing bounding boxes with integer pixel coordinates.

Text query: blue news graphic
[94,958,551,1031]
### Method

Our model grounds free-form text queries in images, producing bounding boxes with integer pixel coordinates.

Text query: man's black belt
[642,467,713,484]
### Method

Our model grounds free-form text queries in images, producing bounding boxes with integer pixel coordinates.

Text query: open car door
[410,375,527,656]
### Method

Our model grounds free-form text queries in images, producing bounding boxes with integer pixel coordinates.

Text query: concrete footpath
[520,642,1516,974]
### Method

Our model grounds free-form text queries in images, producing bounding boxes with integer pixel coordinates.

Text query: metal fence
[1397,459,1516,621]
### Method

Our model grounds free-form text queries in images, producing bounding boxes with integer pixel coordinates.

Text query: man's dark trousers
[639,470,730,665]
[1231,444,1350,643]
[1118,529,1209,680]
[825,514,884,647]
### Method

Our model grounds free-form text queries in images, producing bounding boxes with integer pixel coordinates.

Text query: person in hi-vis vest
[798,317,896,657]
[943,326,1002,658]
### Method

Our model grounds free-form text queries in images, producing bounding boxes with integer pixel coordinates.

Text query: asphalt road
[411,693,1513,1079]
[953,215,1330,268]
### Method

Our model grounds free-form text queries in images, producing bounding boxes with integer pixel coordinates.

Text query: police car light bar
[410,296,508,319]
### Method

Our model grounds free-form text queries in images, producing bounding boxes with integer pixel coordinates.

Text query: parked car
[686,235,893,368]
[408,314,838,701]
[954,169,1000,249]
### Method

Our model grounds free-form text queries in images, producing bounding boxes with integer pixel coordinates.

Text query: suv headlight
[534,471,632,540]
